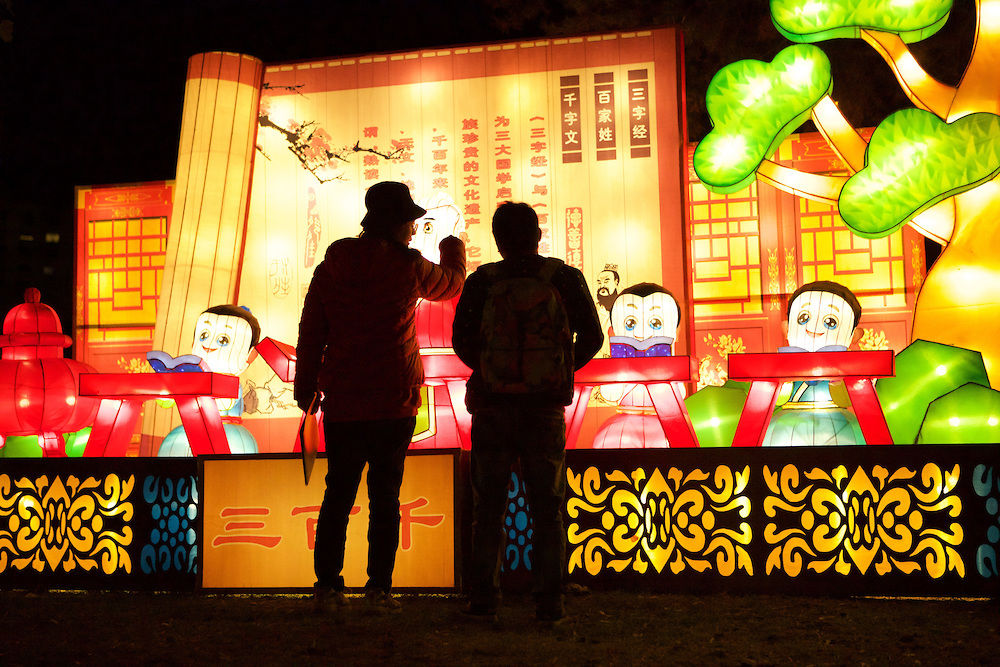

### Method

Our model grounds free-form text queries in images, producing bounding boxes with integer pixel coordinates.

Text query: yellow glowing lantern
[143,52,265,450]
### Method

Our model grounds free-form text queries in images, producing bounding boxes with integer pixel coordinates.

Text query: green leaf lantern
[63,426,92,458]
[693,44,832,193]
[770,0,953,44]
[840,109,1000,238]
[876,339,991,444]
[916,382,1000,444]
[0,435,43,458]
[683,381,749,447]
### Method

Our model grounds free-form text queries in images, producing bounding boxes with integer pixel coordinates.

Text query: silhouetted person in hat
[452,202,602,624]
[296,181,466,613]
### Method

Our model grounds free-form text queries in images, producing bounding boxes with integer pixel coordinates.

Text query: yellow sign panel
[201,453,456,589]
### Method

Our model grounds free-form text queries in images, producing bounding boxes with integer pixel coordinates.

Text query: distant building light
[45,233,60,243]
[43,266,54,276]
[19,234,34,242]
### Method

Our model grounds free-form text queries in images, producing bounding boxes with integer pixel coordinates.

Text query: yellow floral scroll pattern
[767,249,780,311]
[763,464,964,578]
[0,474,135,574]
[784,248,797,293]
[909,238,924,290]
[566,465,752,577]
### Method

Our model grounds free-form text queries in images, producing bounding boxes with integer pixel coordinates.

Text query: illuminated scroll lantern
[0,288,99,456]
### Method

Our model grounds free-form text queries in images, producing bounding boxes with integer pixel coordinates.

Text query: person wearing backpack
[452,201,603,624]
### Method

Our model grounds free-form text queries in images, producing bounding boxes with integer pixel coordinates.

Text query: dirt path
[1,590,996,665]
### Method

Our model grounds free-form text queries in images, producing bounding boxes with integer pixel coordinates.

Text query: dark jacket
[295,234,466,421]
[452,254,603,411]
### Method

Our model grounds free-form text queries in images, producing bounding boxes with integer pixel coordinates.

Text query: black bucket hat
[360,181,426,232]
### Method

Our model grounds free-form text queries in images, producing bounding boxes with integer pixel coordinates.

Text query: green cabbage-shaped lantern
[63,426,92,458]
[840,109,1000,238]
[876,339,991,444]
[0,435,43,458]
[683,381,749,447]
[694,44,832,194]
[916,382,1000,444]
[771,0,953,44]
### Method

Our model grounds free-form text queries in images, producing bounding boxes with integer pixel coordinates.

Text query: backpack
[479,258,574,394]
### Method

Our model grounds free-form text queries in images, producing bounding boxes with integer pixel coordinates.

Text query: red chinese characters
[212,507,282,548]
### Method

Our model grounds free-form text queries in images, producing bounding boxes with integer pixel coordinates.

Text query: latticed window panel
[84,217,168,343]
[687,179,763,318]
[797,198,907,310]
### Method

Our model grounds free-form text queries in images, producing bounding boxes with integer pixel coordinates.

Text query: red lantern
[416,297,459,350]
[0,288,99,456]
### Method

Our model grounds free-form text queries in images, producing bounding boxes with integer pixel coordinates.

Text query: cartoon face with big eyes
[785,289,858,351]
[411,194,463,263]
[192,311,255,376]
[611,290,679,344]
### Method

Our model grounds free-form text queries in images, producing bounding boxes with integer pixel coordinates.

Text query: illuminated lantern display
[683,381,748,448]
[695,0,1000,387]
[413,193,465,351]
[876,339,992,444]
[762,281,864,447]
[917,382,1000,444]
[62,426,92,457]
[0,435,43,458]
[143,52,265,452]
[592,284,681,448]
[157,305,261,456]
[693,44,833,194]
[0,289,99,456]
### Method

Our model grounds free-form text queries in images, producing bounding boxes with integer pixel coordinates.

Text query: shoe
[313,588,349,614]
[462,602,498,622]
[365,589,402,614]
[536,607,566,626]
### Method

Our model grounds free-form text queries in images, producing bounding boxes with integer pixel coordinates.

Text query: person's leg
[468,406,517,611]
[314,419,367,592]
[363,416,417,594]
[516,406,568,620]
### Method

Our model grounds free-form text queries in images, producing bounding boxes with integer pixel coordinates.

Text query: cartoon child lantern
[412,192,466,350]
[592,283,681,448]
[157,305,261,456]
[762,280,865,447]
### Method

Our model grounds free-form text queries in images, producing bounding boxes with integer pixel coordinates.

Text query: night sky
[0,0,976,329]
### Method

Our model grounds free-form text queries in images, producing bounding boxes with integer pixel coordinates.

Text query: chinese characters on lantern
[566,207,584,271]
[594,72,617,161]
[527,115,553,255]
[304,186,321,269]
[209,497,443,551]
[461,117,484,270]
[362,126,380,182]
[628,69,651,158]
[431,130,449,191]
[560,75,582,163]
[493,115,513,206]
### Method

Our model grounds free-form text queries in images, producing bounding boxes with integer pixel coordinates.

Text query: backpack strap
[537,257,563,284]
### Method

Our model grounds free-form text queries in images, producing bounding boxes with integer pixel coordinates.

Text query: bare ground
[0,590,997,665]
